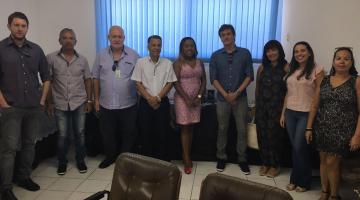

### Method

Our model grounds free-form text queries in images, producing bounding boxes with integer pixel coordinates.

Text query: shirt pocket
[120,61,135,78]
[71,63,86,77]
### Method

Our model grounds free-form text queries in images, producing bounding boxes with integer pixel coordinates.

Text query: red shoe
[184,166,192,174]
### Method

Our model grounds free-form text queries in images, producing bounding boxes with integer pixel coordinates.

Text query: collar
[221,46,238,54]
[147,56,161,65]
[6,36,31,48]
[57,48,79,57]
[108,45,127,56]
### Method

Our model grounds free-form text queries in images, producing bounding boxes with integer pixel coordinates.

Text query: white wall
[0,0,40,41]
[0,0,96,64]
[281,0,360,72]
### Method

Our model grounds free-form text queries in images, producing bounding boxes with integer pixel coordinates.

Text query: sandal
[286,183,296,191]
[329,196,341,200]
[295,186,307,192]
[318,191,330,200]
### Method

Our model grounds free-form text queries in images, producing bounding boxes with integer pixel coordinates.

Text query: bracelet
[305,128,313,131]
[87,100,93,103]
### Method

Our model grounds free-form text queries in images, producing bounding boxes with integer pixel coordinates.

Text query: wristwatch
[197,94,202,99]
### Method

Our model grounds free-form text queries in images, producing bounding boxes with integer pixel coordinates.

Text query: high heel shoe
[184,166,192,174]
[183,159,193,174]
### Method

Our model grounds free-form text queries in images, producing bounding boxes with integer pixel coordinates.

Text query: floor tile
[31,176,59,190]
[12,187,42,200]
[190,186,201,200]
[33,165,62,178]
[222,163,247,179]
[76,180,110,193]
[35,190,72,200]
[67,192,102,200]
[48,178,84,191]
[87,168,114,181]
[246,176,276,186]
[193,174,207,187]
[179,183,193,199]
[194,162,217,175]
[61,166,95,179]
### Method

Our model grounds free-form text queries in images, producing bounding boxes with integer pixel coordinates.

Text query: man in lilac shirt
[92,26,139,168]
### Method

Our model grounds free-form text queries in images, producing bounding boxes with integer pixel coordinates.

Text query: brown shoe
[266,167,280,178]
[259,166,269,176]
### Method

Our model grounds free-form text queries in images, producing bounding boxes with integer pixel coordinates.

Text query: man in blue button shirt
[92,26,139,169]
[210,24,254,174]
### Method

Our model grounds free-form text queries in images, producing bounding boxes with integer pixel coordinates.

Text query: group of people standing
[0,11,359,200]
[256,40,360,200]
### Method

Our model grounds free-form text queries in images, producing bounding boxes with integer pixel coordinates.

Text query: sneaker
[57,163,67,175]
[239,162,251,175]
[216,159,226,172]
[1,189,18,200]
[16,178,40,191]
[77,162,88,173]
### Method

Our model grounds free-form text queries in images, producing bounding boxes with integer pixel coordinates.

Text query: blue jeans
[216,96,248,162]
[285,109,312,189]
[55,103,86,165]
[0,106,42,191]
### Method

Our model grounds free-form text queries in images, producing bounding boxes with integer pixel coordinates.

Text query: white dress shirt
[131,56,177,96]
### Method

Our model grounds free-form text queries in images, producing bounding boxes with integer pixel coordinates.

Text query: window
[95,0,281,60]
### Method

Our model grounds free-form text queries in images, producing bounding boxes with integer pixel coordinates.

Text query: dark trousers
[99,105,137,160]
[0,107,42,191]
[138,97,171,161]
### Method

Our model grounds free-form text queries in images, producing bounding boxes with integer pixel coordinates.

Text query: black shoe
[16,178,40,191]
[239,162,251,175]
[1,189,18,200]
[57,163,67,175]
[77,162,88,173]
[99,158,115,169]
[216,159,226,172]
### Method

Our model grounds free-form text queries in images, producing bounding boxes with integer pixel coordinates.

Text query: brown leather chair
[199,173,293,200]
[85,153,182,200]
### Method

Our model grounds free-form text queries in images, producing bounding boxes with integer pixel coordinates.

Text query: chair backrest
[109,153,182,200]
[199,173,293,200]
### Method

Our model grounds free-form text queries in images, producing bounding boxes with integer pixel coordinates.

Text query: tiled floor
[13,155,357,200]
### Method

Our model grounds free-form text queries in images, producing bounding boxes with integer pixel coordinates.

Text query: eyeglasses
[112,60,119,72]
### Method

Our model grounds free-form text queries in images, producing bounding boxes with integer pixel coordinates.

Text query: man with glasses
[46,28,92,175]
[92,26,139,168]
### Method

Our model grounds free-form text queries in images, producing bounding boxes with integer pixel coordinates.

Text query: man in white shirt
[131,35,177,161]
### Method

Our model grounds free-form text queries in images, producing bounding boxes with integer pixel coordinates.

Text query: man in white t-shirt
[131,35,177,161]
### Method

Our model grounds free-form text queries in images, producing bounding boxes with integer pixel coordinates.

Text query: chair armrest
[84,190,110,200]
